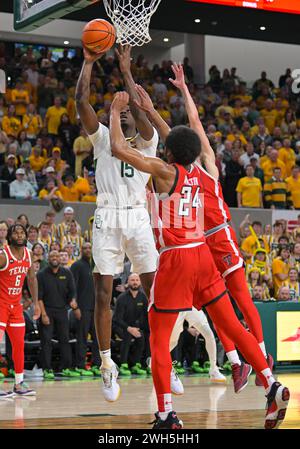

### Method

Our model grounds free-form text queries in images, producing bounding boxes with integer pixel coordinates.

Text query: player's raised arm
[110,92,171,178]
[116,45,153,141]
[26,252,41,320]
[75,48,104,135]
[169,64,219,180]
[134,84,171,143]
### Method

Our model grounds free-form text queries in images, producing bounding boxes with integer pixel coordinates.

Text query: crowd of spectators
[240,215,300,302]
[0,43,300,208]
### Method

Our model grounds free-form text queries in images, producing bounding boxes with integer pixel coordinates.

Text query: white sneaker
[209,367,226,383]
[0,389,14,399]
[171,367,184,395]
[101,363,121,402]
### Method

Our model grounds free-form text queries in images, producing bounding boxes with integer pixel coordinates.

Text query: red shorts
[0,302,25,330]
[149,243,227,312]
[206,225,244,278]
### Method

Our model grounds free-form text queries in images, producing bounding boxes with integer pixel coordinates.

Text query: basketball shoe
[101,363,121,402]
[265,382,290,429]
[13,382,36,396]
[43,369,55,380]
[151,411,183,429]
[131,363,147,375]
[232,362,252,393]
[0,389,14,399]
[255,354,274,387]
[75,368,94,377]
[171,367,184,395]
[173,361,186,375]
[91,366,101,376]
[191,361,204,373]
[209,367,226,383]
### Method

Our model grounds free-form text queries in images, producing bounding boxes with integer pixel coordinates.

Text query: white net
[103,0,162,47]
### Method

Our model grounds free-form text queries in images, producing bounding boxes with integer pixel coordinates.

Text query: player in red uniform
[0,224,41,397]
[109,91,290,430]
[168,64,274,392]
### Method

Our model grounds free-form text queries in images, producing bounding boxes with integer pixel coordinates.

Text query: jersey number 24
[178,186,202,216]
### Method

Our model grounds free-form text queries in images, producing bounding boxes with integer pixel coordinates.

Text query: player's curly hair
[7,223,28,244]
[165,126,201,165]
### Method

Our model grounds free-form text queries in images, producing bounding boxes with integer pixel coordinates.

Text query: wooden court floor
[0,373,299,429]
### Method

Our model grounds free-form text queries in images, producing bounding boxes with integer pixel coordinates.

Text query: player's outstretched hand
[133,84,154,113]
[169,63,186,90]
[115,44,132,74]
[33,304,41,321]
[111,91,129,112]
[83,46,105,64]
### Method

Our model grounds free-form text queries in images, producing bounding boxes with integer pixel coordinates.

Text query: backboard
[14,0,100,31]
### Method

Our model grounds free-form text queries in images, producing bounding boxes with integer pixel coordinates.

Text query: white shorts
[92,207,158,276]
[170,307,210,347]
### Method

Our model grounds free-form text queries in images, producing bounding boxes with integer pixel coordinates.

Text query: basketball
[82,18,116,54]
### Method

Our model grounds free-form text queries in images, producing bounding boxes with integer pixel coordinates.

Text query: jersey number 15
[121,161,134,178]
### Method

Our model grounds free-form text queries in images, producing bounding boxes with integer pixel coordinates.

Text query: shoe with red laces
[265,382,290,429]
[255,353,274,387]
[232,362,252,394]
[151,411,183,429]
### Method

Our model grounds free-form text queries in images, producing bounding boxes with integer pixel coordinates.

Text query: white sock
[100,349,113,369]
[15,373,24,385]
[259,341,267,358]
[158,393,172,420]
[261,368,276,394]
[159,411,169,421]
[226,350,241,366]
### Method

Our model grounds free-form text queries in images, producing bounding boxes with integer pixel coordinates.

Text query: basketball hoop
[103,0,162,47]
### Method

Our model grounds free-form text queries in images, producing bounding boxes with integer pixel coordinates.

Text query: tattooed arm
[75,48,104,135]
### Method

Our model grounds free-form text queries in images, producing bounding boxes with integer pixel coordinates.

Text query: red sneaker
[232,362,252,394]
[255,353,274,387]
[265,382,290,429]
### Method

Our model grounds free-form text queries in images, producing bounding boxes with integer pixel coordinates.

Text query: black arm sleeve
[112,293,129,331]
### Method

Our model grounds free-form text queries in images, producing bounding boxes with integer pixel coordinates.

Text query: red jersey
[0,246,32,305]
[152,163,205,251]
[195,163,231,232]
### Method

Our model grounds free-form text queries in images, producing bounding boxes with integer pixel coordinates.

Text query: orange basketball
[82,19,116,54]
